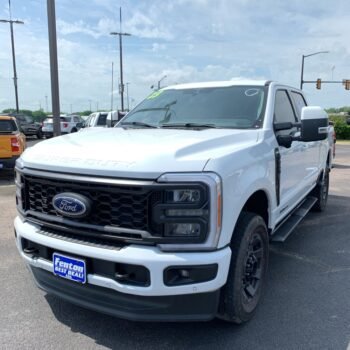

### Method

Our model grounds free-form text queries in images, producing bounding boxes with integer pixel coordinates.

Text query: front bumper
[0,156,19,169]
[15,217,231,320]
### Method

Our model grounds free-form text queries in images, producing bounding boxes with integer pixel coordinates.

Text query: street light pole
[0,1,24,113]
[110,7,131,112]
[111,62,114,111]
[47,0,61,136]
[300,51,329,90]
[126,82,130,111]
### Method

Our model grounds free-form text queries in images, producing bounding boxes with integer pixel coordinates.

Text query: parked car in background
[107,110,122,127]
[10,114,43,139]
[42,114,84,138]
[0,115,25,169]
[83,112,109,129]
[81,111,122,129]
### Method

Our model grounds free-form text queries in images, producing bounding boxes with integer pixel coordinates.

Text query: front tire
[218,212,269,323]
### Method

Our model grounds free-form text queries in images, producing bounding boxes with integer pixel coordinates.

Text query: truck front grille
[22,174,160,234]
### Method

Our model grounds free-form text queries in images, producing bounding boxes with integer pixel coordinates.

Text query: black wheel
[218,212,269,323]
[311,168,329,212]
[71,128,77,133]
[36,129,43,139]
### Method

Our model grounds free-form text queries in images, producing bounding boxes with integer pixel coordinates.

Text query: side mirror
[300,106,328,142]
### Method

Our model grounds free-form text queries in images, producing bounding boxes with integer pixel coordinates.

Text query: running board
[271,196,317,242]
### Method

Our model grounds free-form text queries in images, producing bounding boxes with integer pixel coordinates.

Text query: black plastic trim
[30,267,220,322]
[274,148,281,206]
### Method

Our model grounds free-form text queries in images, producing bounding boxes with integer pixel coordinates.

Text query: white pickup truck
[14,81,331,323]
[42,114,83,138]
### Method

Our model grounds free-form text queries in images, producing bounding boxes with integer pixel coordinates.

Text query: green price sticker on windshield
[147,90,164,99]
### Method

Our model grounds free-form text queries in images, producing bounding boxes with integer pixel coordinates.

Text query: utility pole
[89,99,92,111]
[126,82,130,111]
[45,95,48,112]
[110,7,131,112]
[111,62,114,111]
[0,1,24,113]
[47,0,61,136]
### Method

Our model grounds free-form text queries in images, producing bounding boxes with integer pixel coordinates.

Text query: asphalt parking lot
[0,140,349,350]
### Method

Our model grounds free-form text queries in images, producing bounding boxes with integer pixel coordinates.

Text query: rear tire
[218,212,269,323]
[311,168,329,212]
[71,128,77,133]
[36,129,43,139]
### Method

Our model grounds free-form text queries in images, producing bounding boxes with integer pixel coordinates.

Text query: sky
[0,0,349,112]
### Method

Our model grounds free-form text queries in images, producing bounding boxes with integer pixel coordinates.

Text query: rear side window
[291,92,307,120]
[0,120,17,132]
[274,90,297,124]
[97,114,108,126]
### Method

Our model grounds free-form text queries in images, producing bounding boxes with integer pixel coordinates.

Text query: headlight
[14,169,24,210]
[166,189,201,203]
[155,173,222,251]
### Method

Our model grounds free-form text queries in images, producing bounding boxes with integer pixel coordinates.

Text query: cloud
[1,0,350,111]
[57,19,101,39]
[124,12,173,40]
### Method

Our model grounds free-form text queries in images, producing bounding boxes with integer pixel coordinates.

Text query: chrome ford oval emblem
[52,192,91,218]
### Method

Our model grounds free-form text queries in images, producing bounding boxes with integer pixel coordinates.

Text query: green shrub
[333,121,350,140]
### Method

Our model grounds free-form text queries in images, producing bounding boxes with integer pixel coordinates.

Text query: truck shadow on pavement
[44,194,350,350]
[0,169,15,186]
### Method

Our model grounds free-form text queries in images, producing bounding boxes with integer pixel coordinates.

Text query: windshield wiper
[161,123,217,129]
[120,121,158,128]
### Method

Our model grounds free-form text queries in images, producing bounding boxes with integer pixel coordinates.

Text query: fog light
[164,264,218,286]
[179,269,190,278]
[164,223,200,237]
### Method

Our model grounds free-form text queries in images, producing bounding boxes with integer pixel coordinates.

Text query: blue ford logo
[52,192,91,218]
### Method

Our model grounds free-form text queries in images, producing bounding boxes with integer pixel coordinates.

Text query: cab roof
[0,115,15,121]
[163,80,270,90]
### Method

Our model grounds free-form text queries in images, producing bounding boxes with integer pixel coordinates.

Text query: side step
[271,196,317,242]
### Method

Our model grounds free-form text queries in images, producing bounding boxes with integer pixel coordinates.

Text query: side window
[274,90,297,124]
[291,92,307,121]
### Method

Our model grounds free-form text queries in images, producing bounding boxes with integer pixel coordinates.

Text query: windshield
[120,86,267,129]
[24,116,33,123]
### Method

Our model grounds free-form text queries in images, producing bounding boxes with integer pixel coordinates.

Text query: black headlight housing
[150,183,210,243]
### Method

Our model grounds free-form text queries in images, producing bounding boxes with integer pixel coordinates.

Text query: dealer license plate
[53,253,86,284]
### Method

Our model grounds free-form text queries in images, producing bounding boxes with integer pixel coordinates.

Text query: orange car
[0,115,26,169]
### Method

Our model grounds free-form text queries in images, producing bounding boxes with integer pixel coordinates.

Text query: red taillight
[63,122,68,128]
[11,137,20,152]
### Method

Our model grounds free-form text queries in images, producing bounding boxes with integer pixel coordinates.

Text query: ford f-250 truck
[14,81,330,323]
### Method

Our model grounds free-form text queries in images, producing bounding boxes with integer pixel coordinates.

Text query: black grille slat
[23,175,151,231]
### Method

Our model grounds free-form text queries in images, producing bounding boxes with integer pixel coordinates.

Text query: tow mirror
[300,106,328,142]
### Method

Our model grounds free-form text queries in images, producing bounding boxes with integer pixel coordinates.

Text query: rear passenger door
[290,91,320,191]
[274,90,306,217]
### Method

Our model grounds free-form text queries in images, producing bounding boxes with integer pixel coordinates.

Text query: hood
[20,127,259,179]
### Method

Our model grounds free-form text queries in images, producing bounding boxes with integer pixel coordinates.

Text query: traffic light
[316,78,321,89]
[344,80,350,90]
